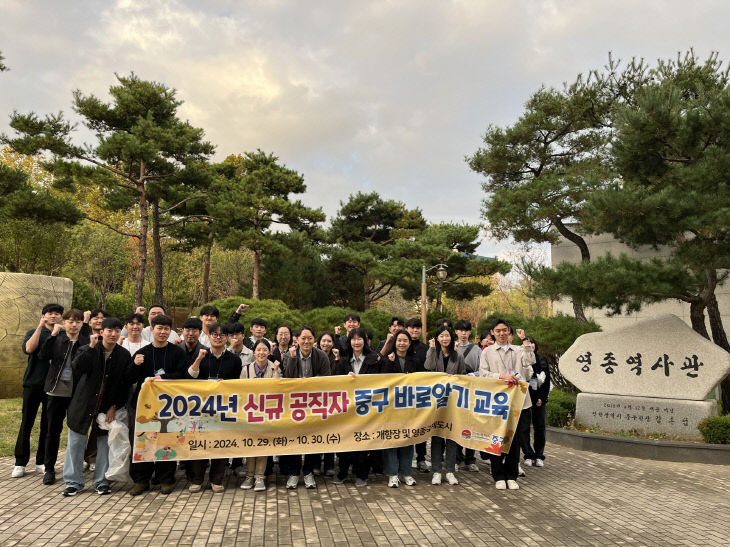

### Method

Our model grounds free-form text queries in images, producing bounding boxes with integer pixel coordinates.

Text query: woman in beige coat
[240,339,281,492]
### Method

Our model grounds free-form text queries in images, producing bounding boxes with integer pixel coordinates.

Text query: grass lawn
[0,398,68,458]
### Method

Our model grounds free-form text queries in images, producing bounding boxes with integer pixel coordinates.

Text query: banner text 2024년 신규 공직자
[133,372,527,462]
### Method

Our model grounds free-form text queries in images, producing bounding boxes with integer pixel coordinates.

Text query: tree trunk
[133,168,149,309]
[553,217,590,322]
[252,248,261,299]
[707,294,730,415]
[152,202,164,306]
[688,299,710,340]
[202,229,214,304]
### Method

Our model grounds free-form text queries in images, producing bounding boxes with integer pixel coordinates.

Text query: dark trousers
[14,386,48,467]
[312,452,335,471]
[415,441,427,462]
[44,395,71,470]
[337,451,369,480]
[520,403,547,460]
[130,460,177,484]
[455,446,476,465]
[490,409,531,482]
[280,454,319,476]
[190,459,226,485]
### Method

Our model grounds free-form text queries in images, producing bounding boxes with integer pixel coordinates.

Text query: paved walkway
[1,444,728,546]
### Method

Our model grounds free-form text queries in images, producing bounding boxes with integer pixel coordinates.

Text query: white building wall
[551,230,730,333]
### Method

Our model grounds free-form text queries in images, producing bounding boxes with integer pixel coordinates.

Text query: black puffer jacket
[67,343,131,435]
[335,350,383,375]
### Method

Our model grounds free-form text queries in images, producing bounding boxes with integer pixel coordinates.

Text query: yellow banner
[132,372,527,462]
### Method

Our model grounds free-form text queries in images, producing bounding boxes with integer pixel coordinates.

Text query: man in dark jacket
[280,326,331,489]
[61,317,131,496]
[127,313,187,496]
[520,336,551,468]
[38,309,90,485]
[12,303,64,479]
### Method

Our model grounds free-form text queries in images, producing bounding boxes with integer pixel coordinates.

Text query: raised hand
[236,303,249,314]
[134,353,144,366]
[135,306,146,315]
[89,334,100,348]
[52,323,64,336]
[83,310,91,323]
[429,338,436,348]
[334,325,341,335]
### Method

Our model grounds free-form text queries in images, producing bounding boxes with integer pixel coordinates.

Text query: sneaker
[403,475,417,486]
[89,463,95,472]
[83,462,89,471]
[240,477,255,490]
[535,459,544,468]
[43,471,56,485]
[431,472,442,485]
[388,475,400,488]
[324,468,335,477]
[286,475,299,489]
[303,473,316,489]
[160,482,175,495]
[445,472,458,485]
[312,468,322,476]
[524,458,534,467]
[96,484,111,495]
[129,482,150,496]
[62,486,80,497]
[495,480,507,490]
[11,466,25,478]
[210,483,224,493]
[355,478,367,487]
[518,465,526,477]
[189,483,203,492]
[466,463,479,473]
[252,478,265,491]
[35,464,45,474]
[507,479,520,490]
[331,475,346,484]
[417,461,429,473]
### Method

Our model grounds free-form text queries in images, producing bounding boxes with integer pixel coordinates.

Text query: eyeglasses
[210,333,227,339]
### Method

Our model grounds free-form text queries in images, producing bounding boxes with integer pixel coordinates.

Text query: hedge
[698,415,730,444]
[546,388,578,428]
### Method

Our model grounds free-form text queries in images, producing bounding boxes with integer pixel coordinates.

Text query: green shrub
[205,297,305,335]
[546,388,578,427]
[105,292,134,321]
[698,415,730,444]
[302,306,352,336]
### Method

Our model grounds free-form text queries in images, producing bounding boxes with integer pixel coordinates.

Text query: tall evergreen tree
[3,73,214,307]
[209,150,325,299]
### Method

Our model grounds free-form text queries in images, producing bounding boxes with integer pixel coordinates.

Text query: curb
[546,426,730,466]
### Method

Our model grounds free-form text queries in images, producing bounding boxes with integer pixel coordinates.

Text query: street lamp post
[420,263,448,342]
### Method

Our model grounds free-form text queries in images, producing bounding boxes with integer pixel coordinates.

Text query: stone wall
[0,273,73,398]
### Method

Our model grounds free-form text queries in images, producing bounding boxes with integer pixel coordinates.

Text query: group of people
[12,302,550,497]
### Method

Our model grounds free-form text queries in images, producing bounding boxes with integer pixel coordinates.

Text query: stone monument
[0,273,73,398]
[560,314,730,440]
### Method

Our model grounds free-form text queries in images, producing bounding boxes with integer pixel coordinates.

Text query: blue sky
[2,0,729,260]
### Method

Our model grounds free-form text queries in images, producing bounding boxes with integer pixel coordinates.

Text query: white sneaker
[240,476,255,490]
[303,473,316,489]
[210,483,225,493]
[535,459,544,467]
[89,463,95,472]
[495,480,507,490]
[35,464,45,474]
[188,483,202,492]
[254,478,266,491]
[507,479,520,490]
[355,478,368,487]
[388,475,400,488]
[286,475,299,489]
[445,472,458,485]
[518,465,526,477]
[466,463,479,472]
[403,475,417,486]
[431,472,442,485]
[524,458,534,467]
[11,466,25,478]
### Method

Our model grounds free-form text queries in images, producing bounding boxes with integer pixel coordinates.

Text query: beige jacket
[240,360,282,379]
[478,344,535,409]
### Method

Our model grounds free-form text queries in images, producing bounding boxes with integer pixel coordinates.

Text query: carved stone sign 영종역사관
[559,315,730,439]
